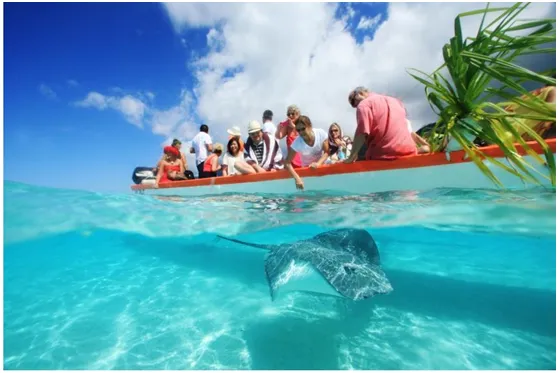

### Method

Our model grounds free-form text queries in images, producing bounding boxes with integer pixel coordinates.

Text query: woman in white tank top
[222,138,245,176]
[284,115,330,190]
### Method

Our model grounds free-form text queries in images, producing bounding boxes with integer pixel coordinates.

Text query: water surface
[4,181,556,369]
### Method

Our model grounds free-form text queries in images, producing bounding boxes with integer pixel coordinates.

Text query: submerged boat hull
[131,139,556,197]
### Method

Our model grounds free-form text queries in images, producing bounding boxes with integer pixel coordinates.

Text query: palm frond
[407,2,556,187]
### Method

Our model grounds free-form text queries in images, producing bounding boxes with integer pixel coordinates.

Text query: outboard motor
[132,167,156,185]
[132,167,195,184]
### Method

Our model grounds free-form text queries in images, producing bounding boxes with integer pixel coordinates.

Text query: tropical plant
[407,2,556,187]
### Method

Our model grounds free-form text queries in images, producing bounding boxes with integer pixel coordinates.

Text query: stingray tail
[216,235,273,251]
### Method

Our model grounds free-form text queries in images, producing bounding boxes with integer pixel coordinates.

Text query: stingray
[217,228,393,301]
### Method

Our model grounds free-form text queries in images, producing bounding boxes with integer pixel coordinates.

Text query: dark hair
[200,124,209,133]
[295,115,312,128]
[227,137,241,156]
[263,109,273,120]
[172,138,181,146]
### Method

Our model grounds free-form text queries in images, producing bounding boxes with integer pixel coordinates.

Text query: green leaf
[455,15,464,52]
[406,2,556,188]
[506,20,555,32]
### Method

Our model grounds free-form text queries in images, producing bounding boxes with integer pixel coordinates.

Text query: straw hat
[248,120,262,134]
[227,126,242,137]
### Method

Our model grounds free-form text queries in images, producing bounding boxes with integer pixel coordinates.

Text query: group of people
[153,86,437,189]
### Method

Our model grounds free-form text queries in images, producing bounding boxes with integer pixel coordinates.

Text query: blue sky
[4,2,205,192]
[3,2,553,193]
[3,2,388,192]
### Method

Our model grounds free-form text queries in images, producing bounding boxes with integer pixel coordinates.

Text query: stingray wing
[300,247,392,300]
[312,228,381,266]
[264,244,392,301]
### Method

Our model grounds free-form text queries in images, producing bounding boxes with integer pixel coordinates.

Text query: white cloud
[117,95,147,127]
[357,14,382,30]
[76,91,109,109]
[163,2,238,30]
[159,1,553,142]
[67,79,79,87]
[74,92,147,128]
[206,28,223,49]
[39,84,57,100]
[74,87,200,168]
[346,4,356,20]
[150,89,197,138]
[75,1,555,156]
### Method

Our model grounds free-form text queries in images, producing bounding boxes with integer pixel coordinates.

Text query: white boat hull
[132,140,556,197]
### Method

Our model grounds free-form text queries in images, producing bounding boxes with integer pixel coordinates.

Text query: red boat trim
[131,139,556,191]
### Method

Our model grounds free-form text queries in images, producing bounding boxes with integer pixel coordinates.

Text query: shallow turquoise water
[4,181,556,369]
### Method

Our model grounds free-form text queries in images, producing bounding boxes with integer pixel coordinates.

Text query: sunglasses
[287,112,297,117]
[330,129,339,133]
[295,126,306,133]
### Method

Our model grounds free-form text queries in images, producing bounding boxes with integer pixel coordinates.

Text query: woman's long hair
[328,123,344,155]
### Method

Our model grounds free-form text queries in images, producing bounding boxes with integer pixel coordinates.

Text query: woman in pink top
[275,104,302,168]
[345,86,417,162]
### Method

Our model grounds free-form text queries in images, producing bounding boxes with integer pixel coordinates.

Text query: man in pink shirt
[345,86,417,162]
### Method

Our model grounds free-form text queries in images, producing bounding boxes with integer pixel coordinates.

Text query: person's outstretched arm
[285,147,304,190]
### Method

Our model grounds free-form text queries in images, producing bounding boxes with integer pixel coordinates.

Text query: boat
[131,139,556,197]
